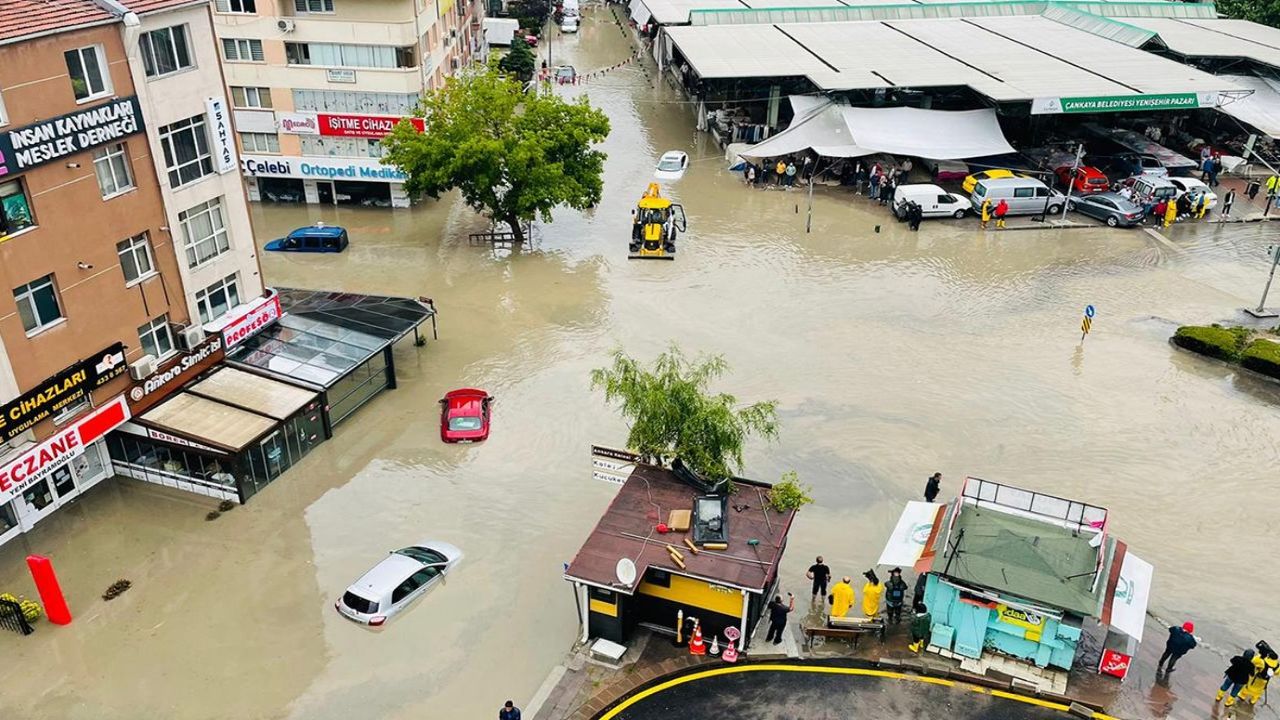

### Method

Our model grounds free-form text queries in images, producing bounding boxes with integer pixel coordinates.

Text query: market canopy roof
[187,367,319,421]
[1216,75,1280,139]
[1136,18,1280,72]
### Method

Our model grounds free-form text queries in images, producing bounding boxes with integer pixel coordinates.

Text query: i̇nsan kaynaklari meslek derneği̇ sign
[0,96,143,173]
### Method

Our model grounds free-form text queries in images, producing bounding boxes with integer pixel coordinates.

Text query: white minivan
[893,184,972,220]
[970,177,1065,215]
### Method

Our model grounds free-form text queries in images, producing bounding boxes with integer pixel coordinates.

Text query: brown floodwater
[1,8,1279,720]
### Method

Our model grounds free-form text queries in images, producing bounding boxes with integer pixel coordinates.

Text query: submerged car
[264,224,349,253]
[439,388,494,443]
[962,169,1024,194]
[336,542,464,626]
[1054,165,1109,194]
[1068,191,1145,227]
[560,16,579,32]
[654,150,690,181]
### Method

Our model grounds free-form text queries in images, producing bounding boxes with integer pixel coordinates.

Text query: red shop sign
[222,293,282,349]
[0,396,130,504]
[1098,648,1132,679]
[318,113,425,139]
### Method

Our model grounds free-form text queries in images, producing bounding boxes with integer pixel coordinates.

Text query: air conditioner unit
[174,324,206,351]
[129,355,158,380]
[278,19,296,32]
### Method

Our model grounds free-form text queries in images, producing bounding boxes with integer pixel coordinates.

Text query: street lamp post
[1246,244,1280,318]
[1061,143,1084,221]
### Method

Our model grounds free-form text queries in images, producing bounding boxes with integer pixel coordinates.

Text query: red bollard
[26,555,71,625]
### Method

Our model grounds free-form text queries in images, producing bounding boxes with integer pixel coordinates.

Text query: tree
[590,346,779,481]
[509,0,549,32]
[1216,0,1280,28]
[382,63,609,242]
[498,37,536,82]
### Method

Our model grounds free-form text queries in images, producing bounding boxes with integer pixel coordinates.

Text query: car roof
[349,553,424,596]
[660,150,686,160]
[288,225,347,239]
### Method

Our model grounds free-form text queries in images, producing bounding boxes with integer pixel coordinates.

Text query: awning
[877,501,946,567]
[140,393,276,453]
[1218,75,1280,139]
[187,367,318,420]
[740,100,872,161]
[1105,547,1154,643]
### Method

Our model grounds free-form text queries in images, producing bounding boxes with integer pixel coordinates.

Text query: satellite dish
[616,558,637,586]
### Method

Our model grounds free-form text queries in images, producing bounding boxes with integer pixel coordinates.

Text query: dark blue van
[264,225,349,253]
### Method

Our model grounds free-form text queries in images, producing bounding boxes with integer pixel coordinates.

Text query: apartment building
[212,0,482,208]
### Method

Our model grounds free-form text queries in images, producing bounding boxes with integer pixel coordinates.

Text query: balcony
[214,13,420,46]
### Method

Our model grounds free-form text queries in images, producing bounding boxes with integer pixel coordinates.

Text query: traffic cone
[723,640,738,663]
[689,625,706,656]
[709,636,720,656]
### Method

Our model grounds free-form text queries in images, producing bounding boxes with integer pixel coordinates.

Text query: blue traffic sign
[1085,305,1096,318]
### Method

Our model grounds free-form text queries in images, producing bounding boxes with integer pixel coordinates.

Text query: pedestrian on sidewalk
[785,160,797,188]
[912,572,927,609]
[1222,188,1235,218]
[980,199,992,229]
[1217,649,1257,707]
[861,570,883,619]
[765,592,795,644]
[854,162,867,195]
[830,576,855,618]
[499,700,522,720]
[924,472,942,502]
[908,602,932,653]
[807,556,831,602]
[908,201,923,231]
[879,179,892,206]
[1164,198,1178,229]
[1196,192,1210,219]
[1241,641,1278,706]
[869,170,881,200]
[1157,622,1197,673]
[775,159,787,187]
[1208,154,1220,187]
[885,568,909,624]
[994,198,1009,229]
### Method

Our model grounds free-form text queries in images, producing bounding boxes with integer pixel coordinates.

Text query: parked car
[922,158,969,182]
[654,150,689,181]
[264,224,349,253]
[440,388,494,443]
[1068,192,1145,227]
[962,168,1024,194]
[1054,165,1109,194]
[336,542,464,626]
[970,177,1065,215]
[1107,153,1167,178]
[892,184,972,220]
[560,16,579,32]
[1167,177,1219,209]
[554,65,576,84]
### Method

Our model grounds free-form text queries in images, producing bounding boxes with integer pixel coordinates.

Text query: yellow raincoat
[831,580,855,618]
[1164,200,1178,228]
[1241,653,1277,704]
[980,199,992,226]
[862,581,884,618]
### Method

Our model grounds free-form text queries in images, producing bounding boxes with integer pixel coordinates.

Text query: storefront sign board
[1098,648,1132,679]
[0,96,144,173]
[241,154,409,183]
[278,112,320,135]
[0,343,127,442]
[127,337,225,415]
[222,294,282,349]
[277,112,424,139]
[326,69,357,84]
[1107,551,1153,642]
[205,96,237,174]
[1031,92,1217,115]
[591,445,638,485]
[0,396,129,505]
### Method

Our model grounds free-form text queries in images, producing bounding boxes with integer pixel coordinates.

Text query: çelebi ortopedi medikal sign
[0,96,144,173]
[0,343,127,442]
[1030,92,1218,115]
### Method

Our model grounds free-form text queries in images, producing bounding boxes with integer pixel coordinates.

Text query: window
[138,315,174,359]
[239,132,280,153]
[1013,188,1034,199]
[285,42,415,69]
[391,575,422,604]
[195,274,241,323]
[215,0,257,11]
[222,38,264,62]
[292,89,418,115]
[341,591,377,614]
[0,180,35,236]
[230,86,272,109]
[159,115,213,187]
[64,45,111,101]
[92,143,134,198]
[178,197,230,268]
[14,275,62,333]
[139,25,193,78]
[645,569,671,588]
[300,136,386,159]
[295,0,335,11]
[117,234,155,284]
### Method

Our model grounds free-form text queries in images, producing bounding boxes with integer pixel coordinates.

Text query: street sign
[1081,305,1094,341]
[1085,305,1095,318]
[591,445,639,486]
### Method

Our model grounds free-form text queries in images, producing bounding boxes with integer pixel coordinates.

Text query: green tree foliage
[498,37,536,82]
[1216,0,1280,28]
[590,346,779,481]
[767,471,814,512]
[382,62,609,242]
[509,0,549,31]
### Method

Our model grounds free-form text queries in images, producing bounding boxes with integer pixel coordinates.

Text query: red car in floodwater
[439,389,493,443]
[1054,165,1110,194]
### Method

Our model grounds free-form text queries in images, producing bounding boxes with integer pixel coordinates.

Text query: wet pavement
[2,7,1280,720]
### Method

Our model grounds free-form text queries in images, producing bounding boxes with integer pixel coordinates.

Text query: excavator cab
[628,183,686,260]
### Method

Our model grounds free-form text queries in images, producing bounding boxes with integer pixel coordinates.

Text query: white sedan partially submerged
[654,150,689,181]
[336,541,463,626]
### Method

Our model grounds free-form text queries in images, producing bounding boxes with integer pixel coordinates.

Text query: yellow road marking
[596,663,1123,720]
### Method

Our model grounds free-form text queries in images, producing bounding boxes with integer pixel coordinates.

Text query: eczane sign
[0,396,130,505]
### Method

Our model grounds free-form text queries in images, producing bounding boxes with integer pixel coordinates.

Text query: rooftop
[0,0,112,44]
[565,464,794,594]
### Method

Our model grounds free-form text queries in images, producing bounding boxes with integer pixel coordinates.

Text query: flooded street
[3,8,1280,720]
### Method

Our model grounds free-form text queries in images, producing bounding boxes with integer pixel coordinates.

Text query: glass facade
[327,351,390,425]
[240,399,326,501]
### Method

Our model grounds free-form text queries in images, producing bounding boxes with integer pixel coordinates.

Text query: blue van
[264,225,349,253]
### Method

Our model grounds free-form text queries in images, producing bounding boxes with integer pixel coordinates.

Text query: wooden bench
[802,618,887,650]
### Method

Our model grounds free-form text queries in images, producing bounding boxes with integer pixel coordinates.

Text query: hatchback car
[336,541,464,626]
[440,388,493,443]
[1068,192,1145,227]
[962,169,1023,194]
[1054,165,1109,194]
[654,150,690,181]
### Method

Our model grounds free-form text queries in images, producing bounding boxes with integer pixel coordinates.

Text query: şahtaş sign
[1031,92,1218,115]
[240,154,408,182]
[0,96,144,172]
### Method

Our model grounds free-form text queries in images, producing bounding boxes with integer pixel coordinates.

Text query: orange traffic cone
[689,625,706,656]
[723,639,738,663]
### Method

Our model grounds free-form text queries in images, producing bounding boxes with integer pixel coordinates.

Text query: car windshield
[396,546,448,565]
[342,591,378,614]
[449,416,483,431]
[657,157,683,171]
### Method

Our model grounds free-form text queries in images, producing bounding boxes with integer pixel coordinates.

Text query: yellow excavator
[629,183,687,260]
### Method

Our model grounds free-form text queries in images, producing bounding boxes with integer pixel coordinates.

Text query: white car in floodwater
[336,541,463,626]
[654,150,689,181]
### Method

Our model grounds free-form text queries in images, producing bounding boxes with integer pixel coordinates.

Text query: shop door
[317,181,335,205]
[19,478,59,528]
[51,465,77,500]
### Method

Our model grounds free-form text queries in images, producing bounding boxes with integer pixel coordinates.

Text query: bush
[1172,325,1249,361]
[767,471,814,512]
[1242,338,1280,380]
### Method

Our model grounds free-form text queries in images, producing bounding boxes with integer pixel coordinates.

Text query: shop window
[140,25,193,79]
[93,143,135,198]
[286,42,414,69]
[117,233,156,285]
[589,587,615,602]
[159,115,214,188]
[239,132,280,154]
[292,89,418,115]
[22,480,53,512]
[215,0,257,12]
[64,45,111,102]
[295,0,335,12]
[0,179,35,236]
[222,38,264,63]
[14,274,62,334]
[300,136,386,159]
[138,315,175,359]
[230,86,272,109]
[178,197,230,268]
[195,273,241,323]
[0,500,17,534]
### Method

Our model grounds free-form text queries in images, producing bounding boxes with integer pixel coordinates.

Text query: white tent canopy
[742,98,1014,161]
[1218,75,1280,139]
[878,501,946,567]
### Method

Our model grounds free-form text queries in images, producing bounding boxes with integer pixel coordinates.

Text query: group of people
[1152,621,1277,708]
[741,156,812,188]
[978,199,1009,230]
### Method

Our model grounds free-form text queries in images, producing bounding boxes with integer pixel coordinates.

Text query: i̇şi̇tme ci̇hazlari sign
[1031,92,1217,115]
[0,343,127,442]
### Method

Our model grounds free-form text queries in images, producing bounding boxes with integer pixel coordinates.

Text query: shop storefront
[241,154,410,208]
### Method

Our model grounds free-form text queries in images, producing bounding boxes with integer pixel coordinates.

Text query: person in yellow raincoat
[1240,641,1278,705]
[1164,199,1178,229]
[861,570,884,618]
[980,198,992,229]
[830,576,855,618]
[1196,193,1210,220]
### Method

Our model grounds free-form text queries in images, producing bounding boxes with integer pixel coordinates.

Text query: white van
[1119,175,1177,204]
[970,177,1065,216]
[893,184,972,220]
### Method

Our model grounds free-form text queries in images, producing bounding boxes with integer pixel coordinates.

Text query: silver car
[1068,191,1145,228]
[336,540,464,626]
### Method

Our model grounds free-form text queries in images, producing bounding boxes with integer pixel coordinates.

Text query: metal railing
[961,476,1108,534]
[0,598,34,636]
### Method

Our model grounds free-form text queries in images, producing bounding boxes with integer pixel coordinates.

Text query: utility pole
[1061,143,1084,221]
[805,158,821,233]
[1246,244,1280,318]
